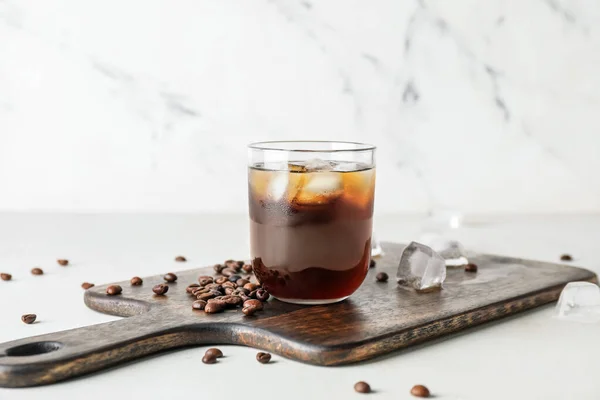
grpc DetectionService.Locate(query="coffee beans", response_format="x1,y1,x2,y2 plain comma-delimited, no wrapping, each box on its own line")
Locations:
242,305,258,316
1,273,12,281
243,299,263,310
192,300,207,310
198,277,214,286
131,276,143,286
256,352,271,364
82,282,95,290
222,281,237,289
370,259,376,268
242,264,253,273
21,314,37,324
205,348,223,359
164,272,178,283
57,259,69,266
198,291,219,301
213,264,224,273
354,381,371,393
202,354,218,364
221,268,237,277
106,285,122,296
153,284,169,295
236,278,249,287
560,254,573,261
410,385,430,398
228,274,242,283
215,276,228,284
376,272,388,282
186,283,200,294
244,282,259,292
31,268,44,275
464,263,478,273
256,289,270,302
175,255,187,262
205,300,226,313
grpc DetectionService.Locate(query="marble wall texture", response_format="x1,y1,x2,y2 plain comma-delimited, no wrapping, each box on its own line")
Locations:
1,0,599,214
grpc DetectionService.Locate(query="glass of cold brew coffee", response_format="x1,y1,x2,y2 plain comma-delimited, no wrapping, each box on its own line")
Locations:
248,141,376,305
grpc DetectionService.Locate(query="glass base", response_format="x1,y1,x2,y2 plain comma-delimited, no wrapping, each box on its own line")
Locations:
273,295,349,305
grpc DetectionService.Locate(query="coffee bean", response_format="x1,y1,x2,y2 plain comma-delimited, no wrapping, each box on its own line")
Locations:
369,259,376,268
21,314,37,324
221,295,243,307
236,278,249,287
215,276,228,284
106,285,123,296
175,255,187,262
199,278,213,286
464,263,478,273
192,300,207,310
202,354,217,364
244,283,259,292
1,273,12,281
205,283,222,291
224,259,237,268
130,276,143,286
243,299,263,311
242,305,258,316
560,254,573,261
205,348,223,358
31,268,44,276
186,283,201,294
256,352,271,364
224,287,235,295
205,300,226,313
233,287,250,296
194,288,210,296
222,281,237,289
242,264,253,273
256,289,270,302
198,291,218,301
410,385,430,398
164,273,178,283
213,264,224,273
376,272,388,282
57,259,69,266
228,274,242,283
354,381,371,394
221,268,237,277
249,289,259,299
240,294,250,302
236,260,245,268
81,282,95,290
153,284,169,295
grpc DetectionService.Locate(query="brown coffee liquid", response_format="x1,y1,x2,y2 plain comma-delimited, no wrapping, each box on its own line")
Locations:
248,161,375,302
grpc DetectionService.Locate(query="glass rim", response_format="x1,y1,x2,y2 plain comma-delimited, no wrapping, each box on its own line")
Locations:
248,140,376,153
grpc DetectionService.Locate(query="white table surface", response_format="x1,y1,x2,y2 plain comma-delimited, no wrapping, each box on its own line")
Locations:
0,213,599,400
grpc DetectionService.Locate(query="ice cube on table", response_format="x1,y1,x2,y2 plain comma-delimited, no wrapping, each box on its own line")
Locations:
554,282,600,323
418,233,469,267
397,242,446,292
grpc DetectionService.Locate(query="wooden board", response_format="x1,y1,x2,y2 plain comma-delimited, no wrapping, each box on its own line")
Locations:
0,242,595,387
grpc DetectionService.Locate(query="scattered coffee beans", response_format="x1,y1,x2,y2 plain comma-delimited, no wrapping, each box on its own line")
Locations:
244,282,259,292
221,268,237,277
244,299,263,311
354,381,371,394
164,272,178,283
213,264,224,273
369,259,376,268
82,282,95,290
57,259,69,266
376,272,388,282
198,277,214,286
215,276,228,284
236,260,245,268
202,354,218,364
256,352,271,364
560,254,573,261
236,278,249,287
175,256,187,262
464,263,478,273
256,289,270,302
130,276,143,286
186,283,201,293
242,264,253,273
242,305,257,316
1,273,12,281
153,284,169,295
21,314,37,324
205,348,223,359
410,385,430,398
192,300,207,310
31,267,44,275
106,285,122,295
205,300,226,313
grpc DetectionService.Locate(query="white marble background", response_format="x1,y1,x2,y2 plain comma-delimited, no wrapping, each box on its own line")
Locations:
1,0,599,214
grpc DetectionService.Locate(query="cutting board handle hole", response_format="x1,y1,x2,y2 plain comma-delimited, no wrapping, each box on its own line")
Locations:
5,341,63,357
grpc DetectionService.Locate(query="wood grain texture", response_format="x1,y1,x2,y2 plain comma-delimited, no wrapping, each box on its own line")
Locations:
0,242,595,387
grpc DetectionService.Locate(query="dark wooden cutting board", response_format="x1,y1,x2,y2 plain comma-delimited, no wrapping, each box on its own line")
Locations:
0,242,595,388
